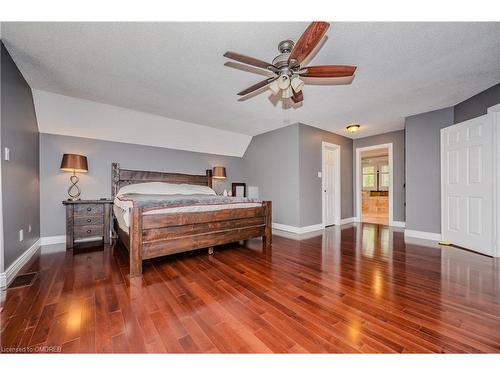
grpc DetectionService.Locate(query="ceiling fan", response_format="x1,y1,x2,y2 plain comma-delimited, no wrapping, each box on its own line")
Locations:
223,22,356,104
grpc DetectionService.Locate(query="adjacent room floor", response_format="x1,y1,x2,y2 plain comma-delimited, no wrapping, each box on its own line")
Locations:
1,224,499,353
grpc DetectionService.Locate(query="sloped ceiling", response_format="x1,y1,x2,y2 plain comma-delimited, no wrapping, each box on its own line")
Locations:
2,22,500,146
32,90,251,157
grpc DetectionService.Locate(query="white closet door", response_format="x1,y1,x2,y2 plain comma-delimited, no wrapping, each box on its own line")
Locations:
441,114,494,255
323,148,336,226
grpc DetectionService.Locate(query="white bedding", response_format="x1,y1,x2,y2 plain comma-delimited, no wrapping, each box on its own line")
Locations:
113,182,261,230
116,181,217,196
114,204,130,233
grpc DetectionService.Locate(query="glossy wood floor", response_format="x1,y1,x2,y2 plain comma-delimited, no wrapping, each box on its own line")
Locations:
361,215,388,225
1,223,499,353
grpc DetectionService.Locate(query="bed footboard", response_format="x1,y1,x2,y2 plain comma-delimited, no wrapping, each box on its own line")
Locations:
127,201,272,277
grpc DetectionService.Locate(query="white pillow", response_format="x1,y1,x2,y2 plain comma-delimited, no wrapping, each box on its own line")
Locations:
117,182,216,196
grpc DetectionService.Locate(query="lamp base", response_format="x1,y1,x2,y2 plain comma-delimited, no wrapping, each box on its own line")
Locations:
68,174,81,200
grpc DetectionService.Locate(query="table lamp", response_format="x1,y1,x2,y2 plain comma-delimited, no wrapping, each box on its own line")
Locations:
60,153,88,200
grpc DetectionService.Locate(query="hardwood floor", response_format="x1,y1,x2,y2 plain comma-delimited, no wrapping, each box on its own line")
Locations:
361,215,388,225
1,223,499,353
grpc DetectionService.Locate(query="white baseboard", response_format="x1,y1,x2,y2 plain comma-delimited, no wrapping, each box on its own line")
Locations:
390,221,406,228
404,229,441,242
272,222,325,234
340,217,356,225
41,235,66,245
0,239,41,290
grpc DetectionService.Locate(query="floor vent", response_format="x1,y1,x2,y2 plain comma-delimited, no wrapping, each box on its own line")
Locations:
9,272,37,289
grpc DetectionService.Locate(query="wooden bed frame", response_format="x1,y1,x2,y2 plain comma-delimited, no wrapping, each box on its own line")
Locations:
111,163,272,277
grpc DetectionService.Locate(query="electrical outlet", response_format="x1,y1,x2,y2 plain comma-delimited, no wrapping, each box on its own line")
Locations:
28,224,32,233
4,147,10,161
19,229,24,242
317,171,322,178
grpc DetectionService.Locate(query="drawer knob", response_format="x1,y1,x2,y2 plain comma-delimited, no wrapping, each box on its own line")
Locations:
87,230,92,234
87,219,92,223
87,207,92,211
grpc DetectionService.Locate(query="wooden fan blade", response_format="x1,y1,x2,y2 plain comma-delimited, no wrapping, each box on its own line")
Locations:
289,22,330,65
291,89,303,104
237,77,277,96
300,65,357,78
224,51,277,72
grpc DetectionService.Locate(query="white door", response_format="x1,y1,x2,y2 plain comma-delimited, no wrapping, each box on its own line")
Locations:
323,147,336,226
441,114,494,255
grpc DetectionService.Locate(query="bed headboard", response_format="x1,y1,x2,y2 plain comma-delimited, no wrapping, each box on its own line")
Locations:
111,162,213,197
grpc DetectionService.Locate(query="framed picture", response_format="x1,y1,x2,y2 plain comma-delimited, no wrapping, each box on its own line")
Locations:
232,183,246,197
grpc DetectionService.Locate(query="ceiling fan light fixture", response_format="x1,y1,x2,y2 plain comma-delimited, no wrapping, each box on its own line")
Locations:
291,76,304,92
277,75,291,90
282,87,293,99
268,79,280,95
346,124,361,133
224,22,357,106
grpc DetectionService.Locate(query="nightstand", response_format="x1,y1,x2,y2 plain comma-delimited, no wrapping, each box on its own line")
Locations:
62,199,113,249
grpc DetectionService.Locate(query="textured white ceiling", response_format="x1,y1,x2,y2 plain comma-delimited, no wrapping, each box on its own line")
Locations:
2,22,500,139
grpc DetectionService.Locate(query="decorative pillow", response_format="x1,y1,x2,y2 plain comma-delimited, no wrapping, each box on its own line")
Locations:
117,182,216,196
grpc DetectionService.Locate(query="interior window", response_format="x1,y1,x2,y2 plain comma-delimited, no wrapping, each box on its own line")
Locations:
379,164,389,189
362,165,376,189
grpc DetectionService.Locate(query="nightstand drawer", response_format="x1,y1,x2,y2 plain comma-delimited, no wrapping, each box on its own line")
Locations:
74,216,104,226
74,204,104,217
74,225,104,239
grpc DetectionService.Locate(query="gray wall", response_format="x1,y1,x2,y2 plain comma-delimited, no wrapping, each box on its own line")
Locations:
353,130,405,222
242,124,300,227
40,133,245,237
404,107,454,234
1,42,40,269
243,123,354,228
298,123,353,226
404,83,500,235
454,83,500,124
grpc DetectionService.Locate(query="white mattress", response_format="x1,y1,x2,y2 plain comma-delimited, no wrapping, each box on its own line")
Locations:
114,204,130,233
113,196,261,232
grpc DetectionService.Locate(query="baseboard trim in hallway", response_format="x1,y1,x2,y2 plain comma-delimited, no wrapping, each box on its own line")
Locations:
340,217,356,225
404,229,441,242
390,221,406,228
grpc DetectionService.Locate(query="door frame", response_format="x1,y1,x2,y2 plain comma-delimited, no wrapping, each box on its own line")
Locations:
490,103,500,257
322,142,341,226
355,143,394,225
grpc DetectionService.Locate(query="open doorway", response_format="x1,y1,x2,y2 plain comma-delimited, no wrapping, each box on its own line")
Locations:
355,144,393,226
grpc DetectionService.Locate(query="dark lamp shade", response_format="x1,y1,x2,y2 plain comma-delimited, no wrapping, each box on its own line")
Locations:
60,154,88,173
212,166,226,179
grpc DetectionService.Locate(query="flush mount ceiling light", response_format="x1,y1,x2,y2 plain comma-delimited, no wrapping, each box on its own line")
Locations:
223,22,357,105
346,124,361,133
